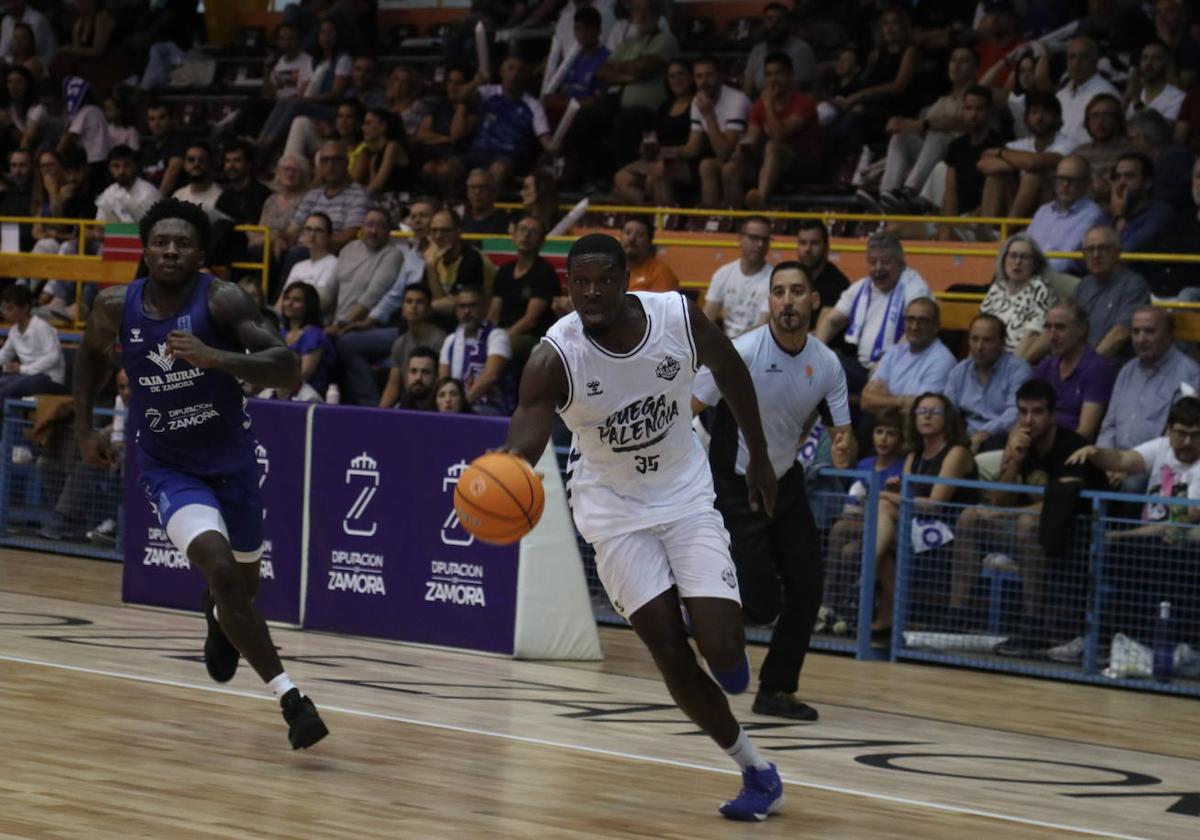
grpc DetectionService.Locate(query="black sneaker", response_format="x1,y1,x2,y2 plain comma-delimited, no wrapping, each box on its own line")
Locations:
752,689,819,721
202,590,240,683
996,632,1045,658
280,688,329,750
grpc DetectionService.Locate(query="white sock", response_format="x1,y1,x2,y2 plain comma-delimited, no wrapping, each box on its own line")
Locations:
725,727,771,771
267,672,298,700
211,604,218,622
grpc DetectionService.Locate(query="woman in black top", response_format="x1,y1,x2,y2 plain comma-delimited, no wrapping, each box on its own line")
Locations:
612,58,695,205
354,108,411,225
824,6,921,166
871,392,978,639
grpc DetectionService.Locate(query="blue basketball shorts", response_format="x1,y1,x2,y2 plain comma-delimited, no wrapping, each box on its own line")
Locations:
140,460,264,561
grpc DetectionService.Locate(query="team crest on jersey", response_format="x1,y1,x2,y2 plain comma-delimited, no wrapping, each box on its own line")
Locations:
721,566,738,588
655,355,680,381
586,379,603,396
129,328,144,344
147,342,175,373
176,315,193,333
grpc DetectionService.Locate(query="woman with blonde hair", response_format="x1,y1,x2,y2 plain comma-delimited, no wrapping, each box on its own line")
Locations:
979,232,1057,362
251,154,311,262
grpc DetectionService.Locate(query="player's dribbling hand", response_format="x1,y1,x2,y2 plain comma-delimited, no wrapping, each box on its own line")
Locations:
78,428,115,468
745,454,777,518
166,331,222,368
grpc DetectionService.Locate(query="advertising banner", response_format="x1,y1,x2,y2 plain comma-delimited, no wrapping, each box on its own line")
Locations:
302,406,519,653
121,400,310,624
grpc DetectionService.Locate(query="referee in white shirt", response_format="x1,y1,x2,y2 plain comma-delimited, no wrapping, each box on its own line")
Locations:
694,261,856,720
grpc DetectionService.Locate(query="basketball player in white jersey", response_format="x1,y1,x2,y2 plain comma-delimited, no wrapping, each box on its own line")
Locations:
503,234,785,821
694,261,856,721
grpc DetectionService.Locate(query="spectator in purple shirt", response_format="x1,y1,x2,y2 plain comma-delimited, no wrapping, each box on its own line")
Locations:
1031,299,1116,442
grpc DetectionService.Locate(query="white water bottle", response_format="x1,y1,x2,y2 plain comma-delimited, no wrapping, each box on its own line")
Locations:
325,384,340,405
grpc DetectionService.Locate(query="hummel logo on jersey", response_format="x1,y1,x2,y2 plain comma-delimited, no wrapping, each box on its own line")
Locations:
147,342,176,373
656,355,680,381
129,328,144,344
587,379,603,396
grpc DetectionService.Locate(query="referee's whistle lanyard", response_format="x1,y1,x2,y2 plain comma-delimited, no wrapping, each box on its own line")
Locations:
849,279,905,363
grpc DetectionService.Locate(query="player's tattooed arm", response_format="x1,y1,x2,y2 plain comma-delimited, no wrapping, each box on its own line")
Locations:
502,342,567,466
74,286,126,467
167,279,300,391
687,298,777,515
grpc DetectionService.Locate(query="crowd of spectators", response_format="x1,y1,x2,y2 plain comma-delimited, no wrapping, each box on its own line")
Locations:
0,1,1199,657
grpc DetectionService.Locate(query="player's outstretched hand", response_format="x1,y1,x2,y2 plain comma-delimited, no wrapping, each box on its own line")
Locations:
744,454,777,518
166,330,222,368
78,428,115,468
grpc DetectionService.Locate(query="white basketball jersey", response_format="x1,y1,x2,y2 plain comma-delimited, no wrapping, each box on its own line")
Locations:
543,291,716,543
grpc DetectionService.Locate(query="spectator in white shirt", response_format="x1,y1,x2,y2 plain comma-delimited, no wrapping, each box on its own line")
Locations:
1126,40,1186,124
438,284,512,415
58,79,113,178
979,90,1075,219
1037,35,1119,148
680,56,751,208
702,216,773,339
171,141,223,212
278,212,338,316
816,230,931,394
0,284,65,401
94,145,160,224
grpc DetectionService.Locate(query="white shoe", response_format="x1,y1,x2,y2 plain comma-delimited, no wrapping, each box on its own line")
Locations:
982,552,1018,571
849,146,872,187
11,445,33,464
1047,635,1085,663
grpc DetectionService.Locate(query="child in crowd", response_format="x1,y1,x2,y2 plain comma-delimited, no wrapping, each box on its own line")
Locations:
818,409,905,634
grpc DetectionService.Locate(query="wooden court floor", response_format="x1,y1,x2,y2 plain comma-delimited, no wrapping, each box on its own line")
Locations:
1,550,1198,840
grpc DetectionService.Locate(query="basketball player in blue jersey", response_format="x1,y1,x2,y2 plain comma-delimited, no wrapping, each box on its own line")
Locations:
73,198,329,750
503,233,785,821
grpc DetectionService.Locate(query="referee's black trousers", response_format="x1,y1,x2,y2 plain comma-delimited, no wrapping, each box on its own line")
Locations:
712,462,822,695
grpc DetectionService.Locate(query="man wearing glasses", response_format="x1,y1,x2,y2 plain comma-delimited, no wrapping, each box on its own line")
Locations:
861,298,956,420
1025,155,1105,273
425,208,496,318
279,141,369,277
1071,224,1150,359
277,212,338,316
703,216,773,340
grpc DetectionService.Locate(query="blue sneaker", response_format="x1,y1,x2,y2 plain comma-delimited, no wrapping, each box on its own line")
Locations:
709,651,750,695
719,763,784,821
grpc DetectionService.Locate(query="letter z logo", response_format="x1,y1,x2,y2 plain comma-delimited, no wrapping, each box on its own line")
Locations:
343,453,381,537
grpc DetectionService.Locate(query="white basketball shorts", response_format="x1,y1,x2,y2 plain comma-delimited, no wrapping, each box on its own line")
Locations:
592,507,741,619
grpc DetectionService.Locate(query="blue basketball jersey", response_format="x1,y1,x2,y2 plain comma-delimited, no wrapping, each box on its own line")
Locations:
120,273,256,476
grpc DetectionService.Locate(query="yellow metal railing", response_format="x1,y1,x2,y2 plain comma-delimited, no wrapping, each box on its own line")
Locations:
491,202,1200,266
0,217,270,330
495,201,1037,242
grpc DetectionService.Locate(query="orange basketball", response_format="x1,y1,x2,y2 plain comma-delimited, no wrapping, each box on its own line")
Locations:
453,452,546,545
